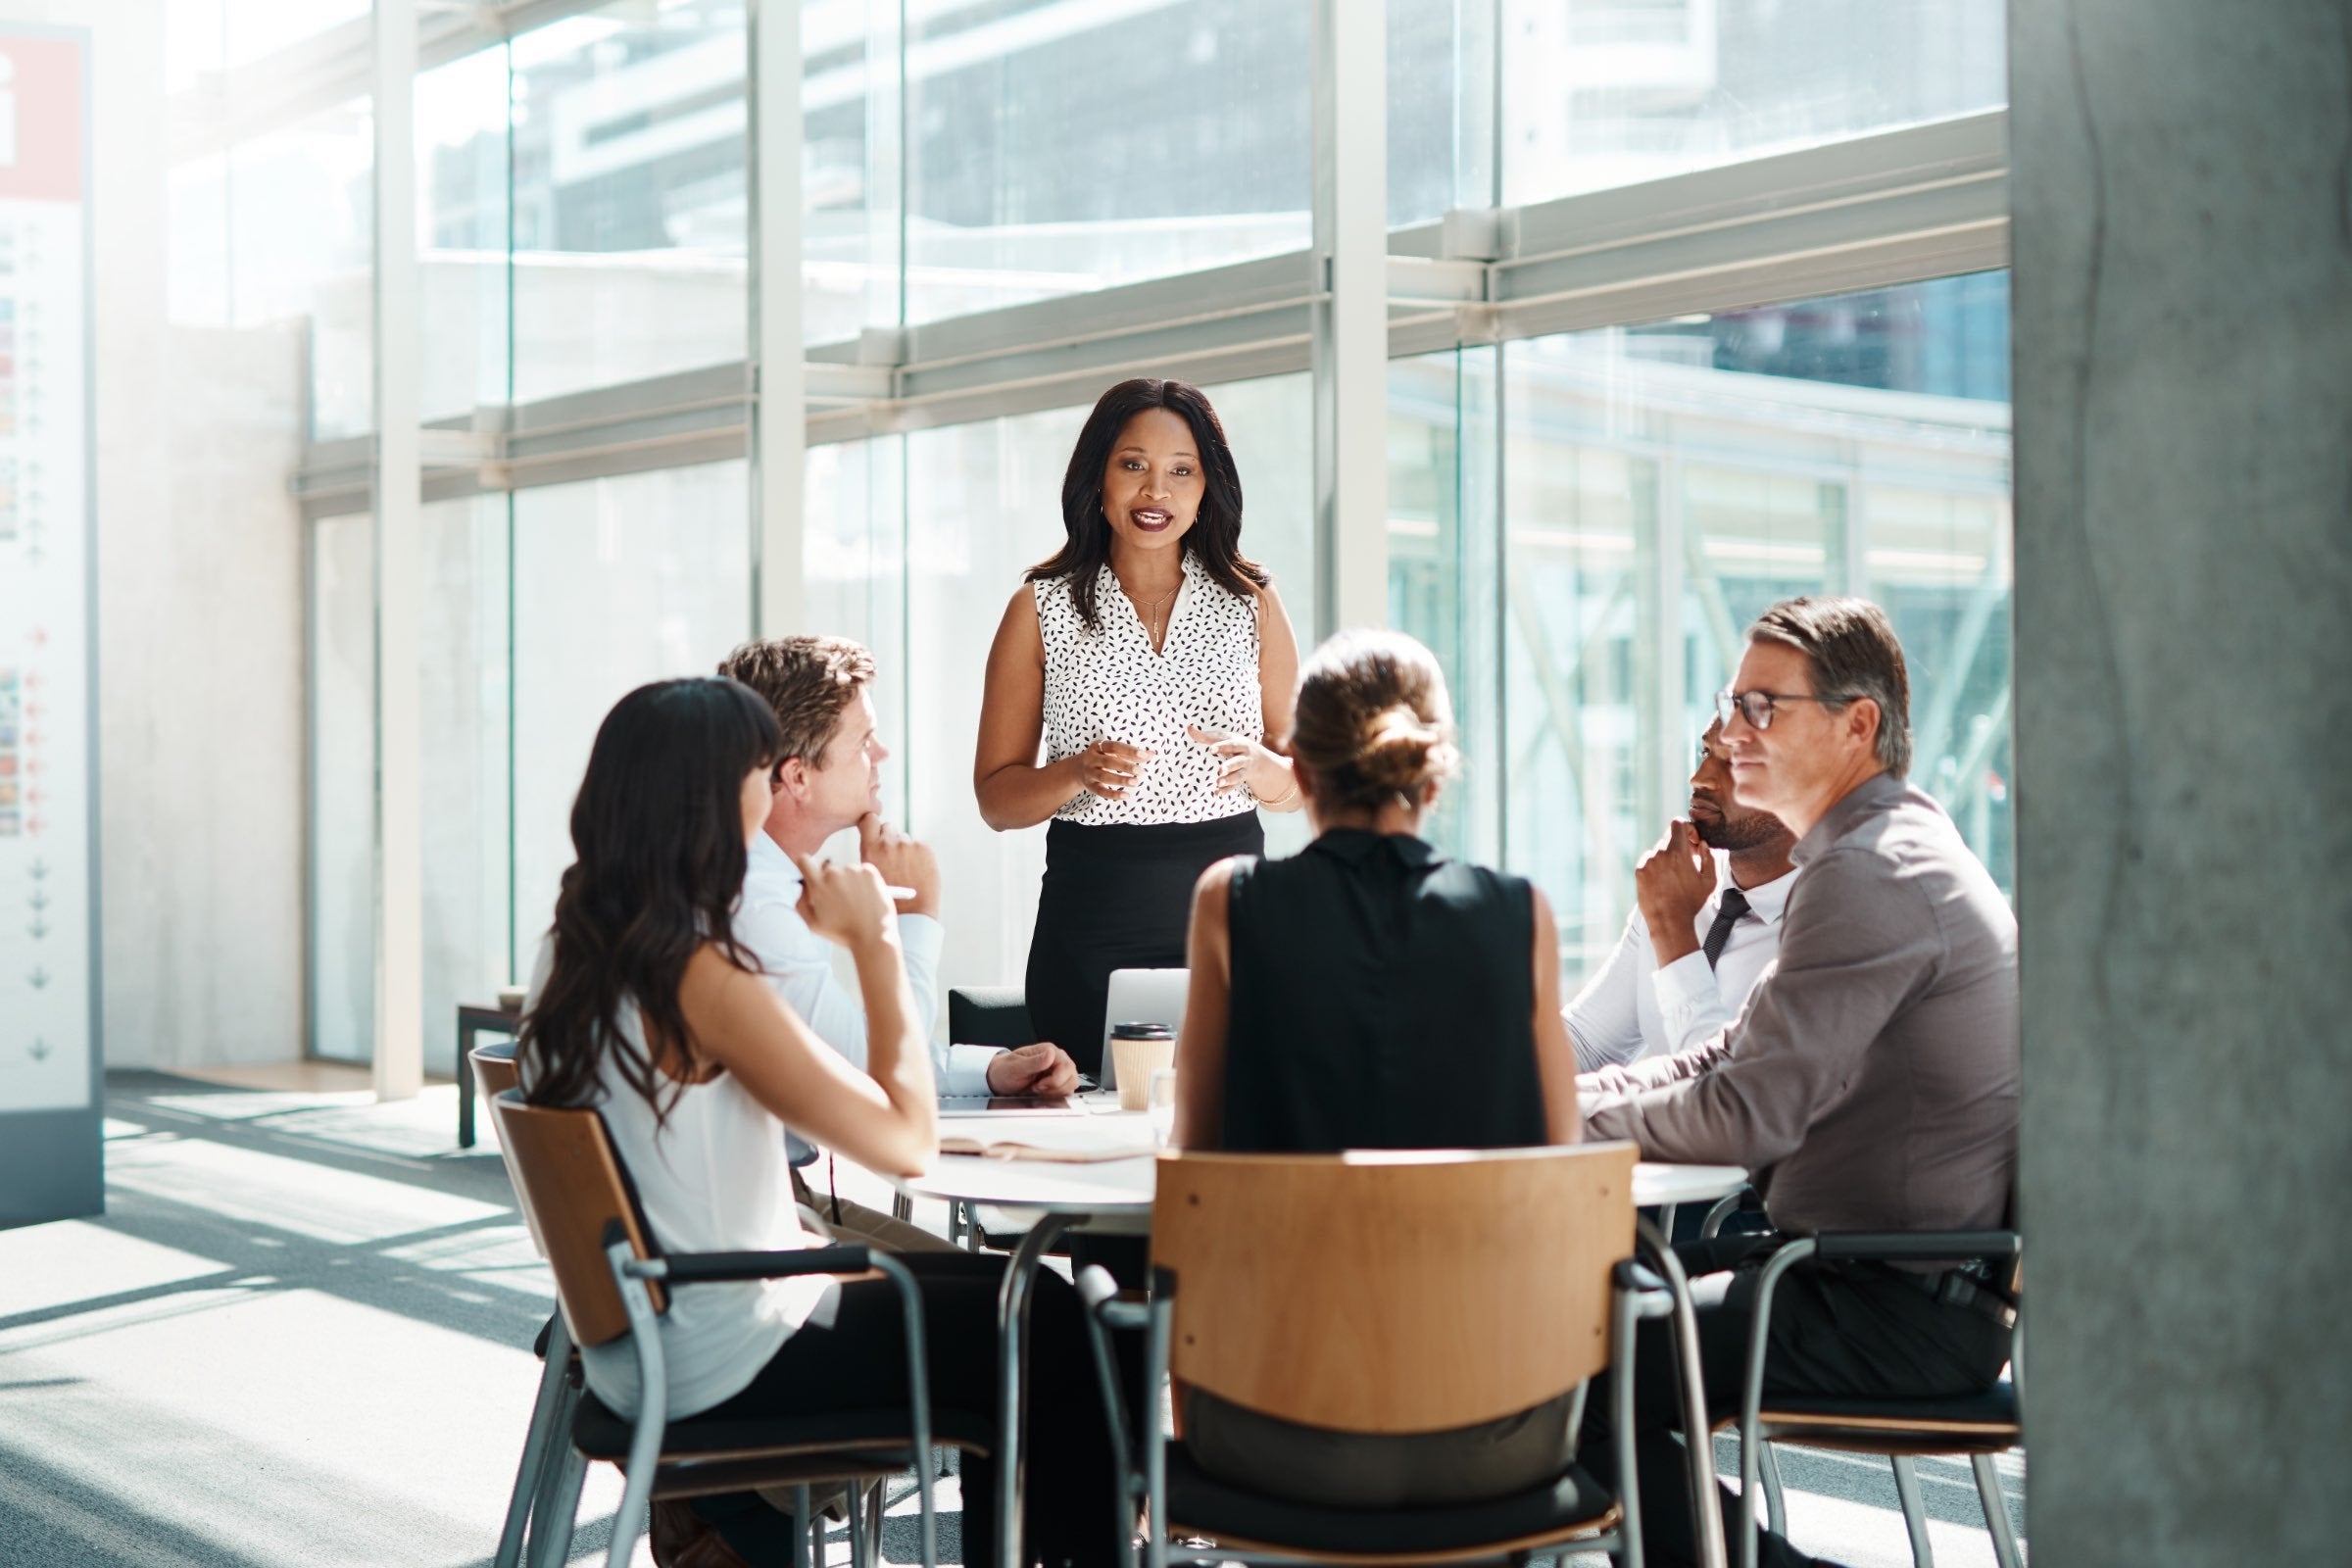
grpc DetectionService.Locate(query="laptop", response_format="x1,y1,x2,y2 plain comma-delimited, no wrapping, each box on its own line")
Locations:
1100,967,1189,1092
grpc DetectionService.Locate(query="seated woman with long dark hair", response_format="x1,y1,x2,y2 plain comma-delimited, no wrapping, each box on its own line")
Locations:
518,676,1116,1568
1168,629,1584,1508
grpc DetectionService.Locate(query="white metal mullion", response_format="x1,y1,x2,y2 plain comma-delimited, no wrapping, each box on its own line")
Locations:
751,0,806,639
371,0,424,1101
1311,0,1390,640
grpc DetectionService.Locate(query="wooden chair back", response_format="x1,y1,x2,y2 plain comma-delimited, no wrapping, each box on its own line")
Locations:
489,1090,664,1348
1152,1142,1639,1435
470,1041,522,1101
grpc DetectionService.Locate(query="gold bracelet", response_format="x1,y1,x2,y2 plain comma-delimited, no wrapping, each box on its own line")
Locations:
1258,767,1299,807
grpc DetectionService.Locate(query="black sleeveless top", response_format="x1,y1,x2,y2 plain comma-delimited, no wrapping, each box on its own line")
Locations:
1219,830,1545,1154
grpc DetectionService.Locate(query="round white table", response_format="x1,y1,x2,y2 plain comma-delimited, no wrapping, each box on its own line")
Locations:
888,1112,1746,1568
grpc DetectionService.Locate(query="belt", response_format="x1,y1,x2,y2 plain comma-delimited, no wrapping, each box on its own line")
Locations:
1875,1260,2018,1331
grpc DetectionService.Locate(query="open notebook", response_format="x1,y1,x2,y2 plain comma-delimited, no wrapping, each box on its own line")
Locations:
938,1117,1157,1163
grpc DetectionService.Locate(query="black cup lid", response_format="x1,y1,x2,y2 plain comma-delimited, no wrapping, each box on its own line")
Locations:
1109,1021,1174,1039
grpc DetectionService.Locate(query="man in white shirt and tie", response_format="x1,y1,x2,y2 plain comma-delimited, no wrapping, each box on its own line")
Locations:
1565,718,1797,1070
719,636,1079,1250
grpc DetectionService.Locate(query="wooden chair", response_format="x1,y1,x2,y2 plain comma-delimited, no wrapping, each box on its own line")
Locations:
1077,1143,1669,1568
470,1040,521,1102
1731,1228,2025,1568
487,1089,980,1568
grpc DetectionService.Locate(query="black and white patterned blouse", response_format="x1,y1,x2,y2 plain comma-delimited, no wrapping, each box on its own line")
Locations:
1035,551,1263,826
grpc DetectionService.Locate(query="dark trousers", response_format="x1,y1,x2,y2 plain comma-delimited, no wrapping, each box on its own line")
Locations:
695,1252,1124,1568
1026,815,1262,1077
1578,1242,2011,1568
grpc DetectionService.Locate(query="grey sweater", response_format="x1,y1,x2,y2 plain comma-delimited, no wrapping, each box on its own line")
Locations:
1581,771,2020,1238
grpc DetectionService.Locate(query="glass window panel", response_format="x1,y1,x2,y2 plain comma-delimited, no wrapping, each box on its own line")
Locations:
220,1,370,74
1388,0,1494,225
1502,421,1651,977
210,97,374,436
166,1,371,95
508,2,749,403
309,515,374,1062
169,151,233,328
802,0,899,345
511,463,752,954
1388,348,1505,862
1501,0,2007,206
419,47,515,419
903,1,1310,322
421,498,514,1072
167,8,373,428
1867,485,2014,892
805,434,911,844
1503,271,2013,989
900,373,1315,1004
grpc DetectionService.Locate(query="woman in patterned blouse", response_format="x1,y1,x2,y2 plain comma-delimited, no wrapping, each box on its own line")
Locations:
974,377,1306,1078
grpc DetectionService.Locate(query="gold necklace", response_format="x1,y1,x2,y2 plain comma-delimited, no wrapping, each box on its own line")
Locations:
1127,579,1180,645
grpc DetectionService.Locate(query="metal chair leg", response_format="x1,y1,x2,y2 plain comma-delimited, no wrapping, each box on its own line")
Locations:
495,1322,572,1568
867,1476,891,1568
792,1485,814,1568
1889,1454,1935,1568
1972,1453,2025,1568
523,1445,585,1568
1759,1440,1787,1539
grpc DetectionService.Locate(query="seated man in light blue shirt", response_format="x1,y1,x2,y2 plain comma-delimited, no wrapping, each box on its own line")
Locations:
719,636,1078,1249
1565,718,1796,1070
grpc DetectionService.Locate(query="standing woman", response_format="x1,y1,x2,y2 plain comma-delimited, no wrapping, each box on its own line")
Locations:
976,378,1304,1076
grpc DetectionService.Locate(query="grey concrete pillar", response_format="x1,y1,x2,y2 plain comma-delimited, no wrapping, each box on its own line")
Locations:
2009,2,2352,1560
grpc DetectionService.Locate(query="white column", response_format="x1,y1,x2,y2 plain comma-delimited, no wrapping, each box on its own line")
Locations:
1310,0,1388,640
370,0,422,1100
750,0,805,638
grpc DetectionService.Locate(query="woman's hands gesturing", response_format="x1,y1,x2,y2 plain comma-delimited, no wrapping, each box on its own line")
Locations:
1075,738,1153,802
1189,725,1298,807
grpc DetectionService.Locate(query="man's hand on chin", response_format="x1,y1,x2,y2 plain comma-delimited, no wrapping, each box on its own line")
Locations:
1635,818,1714,965
986,1043,1081,1097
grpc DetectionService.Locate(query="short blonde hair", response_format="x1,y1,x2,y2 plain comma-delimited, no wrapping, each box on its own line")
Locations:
716,636,876,766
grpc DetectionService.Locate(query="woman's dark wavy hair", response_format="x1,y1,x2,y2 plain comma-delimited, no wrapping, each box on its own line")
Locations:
1026,377,1267,631
518,677,783,1126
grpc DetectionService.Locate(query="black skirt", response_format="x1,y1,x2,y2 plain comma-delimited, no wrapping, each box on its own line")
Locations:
1023,813,1265,1076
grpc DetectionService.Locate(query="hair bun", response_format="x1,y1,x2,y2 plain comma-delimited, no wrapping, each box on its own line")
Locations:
1355,704,1447,791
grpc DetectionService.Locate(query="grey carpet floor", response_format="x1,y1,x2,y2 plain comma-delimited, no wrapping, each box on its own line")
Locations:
0,1072,2022,1566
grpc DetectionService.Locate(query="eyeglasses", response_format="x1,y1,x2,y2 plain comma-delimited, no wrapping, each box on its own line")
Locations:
1716,688,1843,731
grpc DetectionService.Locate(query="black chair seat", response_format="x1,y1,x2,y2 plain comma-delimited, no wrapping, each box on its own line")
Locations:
573,1391,993,1463
1758,1381,2017,1430
1163,1442,1618,1559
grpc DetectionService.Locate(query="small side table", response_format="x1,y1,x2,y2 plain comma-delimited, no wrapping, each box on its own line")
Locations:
456,1001,522,1149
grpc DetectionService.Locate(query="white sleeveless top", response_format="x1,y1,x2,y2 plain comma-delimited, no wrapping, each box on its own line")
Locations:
523,943,838,1421
1035,551,1264,826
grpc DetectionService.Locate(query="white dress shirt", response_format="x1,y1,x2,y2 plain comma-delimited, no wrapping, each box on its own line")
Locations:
734,834,1000,1163
1563,854,1795,1072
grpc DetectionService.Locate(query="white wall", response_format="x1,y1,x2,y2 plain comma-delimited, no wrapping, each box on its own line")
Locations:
5,0,309,1069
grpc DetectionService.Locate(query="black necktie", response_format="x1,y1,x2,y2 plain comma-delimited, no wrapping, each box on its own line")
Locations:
1702,887,1751,970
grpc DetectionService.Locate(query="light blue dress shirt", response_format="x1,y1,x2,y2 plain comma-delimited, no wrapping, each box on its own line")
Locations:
734,833,1001,1161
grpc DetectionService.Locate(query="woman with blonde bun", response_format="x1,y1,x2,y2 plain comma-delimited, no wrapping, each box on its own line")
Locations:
1166,628,1584,1507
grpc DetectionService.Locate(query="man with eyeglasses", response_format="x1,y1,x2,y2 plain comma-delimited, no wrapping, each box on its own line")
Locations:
1575,597,2020,1568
